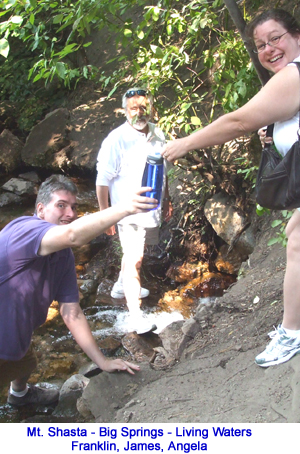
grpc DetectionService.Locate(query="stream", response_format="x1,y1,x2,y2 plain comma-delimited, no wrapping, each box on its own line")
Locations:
0,177,220,422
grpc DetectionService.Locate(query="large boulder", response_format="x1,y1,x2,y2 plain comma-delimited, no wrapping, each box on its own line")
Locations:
20,100,125,174
204,192,255,260
21,108,70,170
67,98,123,172
79,364,162,422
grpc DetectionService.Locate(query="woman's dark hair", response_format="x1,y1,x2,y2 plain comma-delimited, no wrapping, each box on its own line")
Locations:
246,9,300,41
35,174,78,211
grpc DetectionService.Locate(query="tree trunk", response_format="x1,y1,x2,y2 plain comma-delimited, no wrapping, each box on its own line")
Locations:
223,0,270,85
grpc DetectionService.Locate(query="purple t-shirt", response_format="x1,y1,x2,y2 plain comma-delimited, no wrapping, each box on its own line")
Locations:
0,215,79,360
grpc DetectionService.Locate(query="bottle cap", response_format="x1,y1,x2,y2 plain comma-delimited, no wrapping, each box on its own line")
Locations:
147,154,163,165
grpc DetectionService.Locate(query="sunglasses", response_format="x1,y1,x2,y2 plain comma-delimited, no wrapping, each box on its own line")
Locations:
125,89,147,98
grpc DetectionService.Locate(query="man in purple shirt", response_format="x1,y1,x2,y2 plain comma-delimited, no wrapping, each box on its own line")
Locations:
0,175,157,407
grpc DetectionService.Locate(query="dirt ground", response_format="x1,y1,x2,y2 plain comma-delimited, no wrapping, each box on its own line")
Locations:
82,211,300,424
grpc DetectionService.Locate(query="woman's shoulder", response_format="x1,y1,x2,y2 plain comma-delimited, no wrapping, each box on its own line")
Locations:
287,57,300,73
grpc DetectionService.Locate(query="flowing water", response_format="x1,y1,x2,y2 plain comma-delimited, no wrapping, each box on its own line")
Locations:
0,177,218,422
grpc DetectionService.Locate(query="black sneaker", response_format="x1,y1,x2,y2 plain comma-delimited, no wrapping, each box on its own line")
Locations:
7,384,59,407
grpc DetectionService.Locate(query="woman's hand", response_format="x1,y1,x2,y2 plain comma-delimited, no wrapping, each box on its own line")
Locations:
258,127,273,147
102,358,140,375
105,225,116,236
162,138,190,163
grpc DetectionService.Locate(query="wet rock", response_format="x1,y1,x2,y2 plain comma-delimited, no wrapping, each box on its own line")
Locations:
215,244,244,275
0,129,23,173
158,290,195,318
97,279,115,296
41,357,75,380
21,415,78,423
52,374,90,418
122,331,162,362
98,336,122,356
78,279,99,307
78,279,99,296
180,272,236,299
166,261,210,283
142,249,171,278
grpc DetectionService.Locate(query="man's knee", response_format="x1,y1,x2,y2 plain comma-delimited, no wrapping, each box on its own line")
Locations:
0,345,37,387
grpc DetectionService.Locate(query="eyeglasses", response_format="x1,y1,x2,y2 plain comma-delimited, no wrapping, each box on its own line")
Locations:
125,89,147,98
253,31,289,54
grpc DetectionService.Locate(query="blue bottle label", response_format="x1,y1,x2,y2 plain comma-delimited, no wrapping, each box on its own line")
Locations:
142,155,164,209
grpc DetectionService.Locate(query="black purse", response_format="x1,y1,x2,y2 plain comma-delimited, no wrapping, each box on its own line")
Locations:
255,61,300,210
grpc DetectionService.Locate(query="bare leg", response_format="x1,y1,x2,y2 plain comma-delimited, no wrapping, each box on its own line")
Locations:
282,209,300,329
11,376,30,393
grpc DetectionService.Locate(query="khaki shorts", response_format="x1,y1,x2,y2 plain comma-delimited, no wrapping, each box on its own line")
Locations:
0,344,37,388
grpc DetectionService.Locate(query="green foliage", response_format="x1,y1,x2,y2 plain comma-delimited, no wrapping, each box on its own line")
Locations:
267,211,293,248
235,156,258,188
0,0,267,188
256,204,270,217
0,0,262,117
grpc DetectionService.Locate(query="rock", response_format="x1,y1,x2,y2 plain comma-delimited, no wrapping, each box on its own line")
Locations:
166,261,209,283
215,244,244,275
122,331,162,361
158,320,189,360
52,374,90,418
79,363,102,378
21,108,70,169
0,191,22,208
76,396,94,420
18,171,40,183
67,98,123,172
79,364,162,422
96,279,114,297
0,102,19,134
181,318,201,338
98,336,122,356
73,241,105,266
0,129,23,173
79,279,98,295
204,192,255,258
2,177,37,196
179,272,236,299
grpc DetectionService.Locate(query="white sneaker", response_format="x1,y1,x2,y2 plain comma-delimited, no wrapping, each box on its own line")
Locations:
110,283,149,299
255,324,300,367
128,315,157,334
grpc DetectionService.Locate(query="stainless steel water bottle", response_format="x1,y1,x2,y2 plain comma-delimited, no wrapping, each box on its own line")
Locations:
142,153,164,208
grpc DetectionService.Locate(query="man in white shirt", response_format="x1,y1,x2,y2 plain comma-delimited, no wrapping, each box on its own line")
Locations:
96,88,172,333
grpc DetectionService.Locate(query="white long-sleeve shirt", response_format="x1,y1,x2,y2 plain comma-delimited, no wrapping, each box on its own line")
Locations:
96,121,168,227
